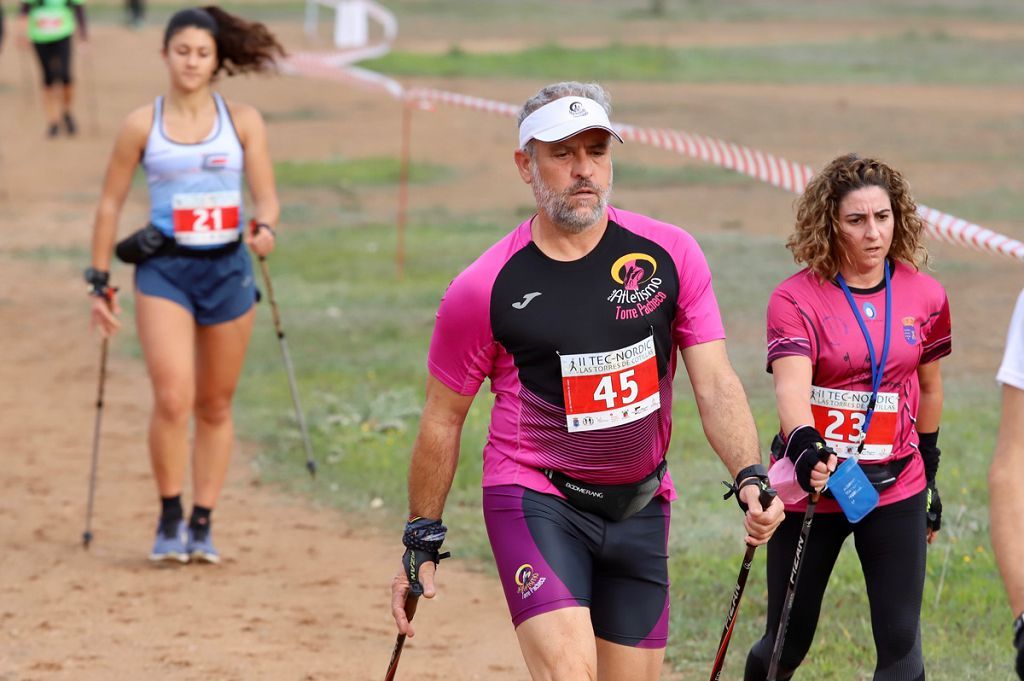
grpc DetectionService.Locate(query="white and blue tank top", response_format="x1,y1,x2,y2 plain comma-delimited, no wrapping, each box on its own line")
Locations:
142,93,245,249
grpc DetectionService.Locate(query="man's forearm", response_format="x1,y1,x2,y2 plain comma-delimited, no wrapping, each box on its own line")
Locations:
407,417,462,519
695,369,761,478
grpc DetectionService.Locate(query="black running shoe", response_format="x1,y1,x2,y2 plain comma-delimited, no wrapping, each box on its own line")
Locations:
47,123,60,138
63,113,77,136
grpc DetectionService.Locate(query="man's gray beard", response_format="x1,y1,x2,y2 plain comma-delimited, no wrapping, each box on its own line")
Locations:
530,163,612,234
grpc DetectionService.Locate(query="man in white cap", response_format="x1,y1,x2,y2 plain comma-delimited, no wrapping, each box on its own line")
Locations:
390,81,783,680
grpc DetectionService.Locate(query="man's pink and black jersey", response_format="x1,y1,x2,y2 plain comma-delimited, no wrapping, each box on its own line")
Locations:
766,261,952,512
428,206,726,501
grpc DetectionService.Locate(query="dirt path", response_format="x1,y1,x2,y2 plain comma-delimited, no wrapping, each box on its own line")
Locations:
0,24,529,681
1,12,1021,681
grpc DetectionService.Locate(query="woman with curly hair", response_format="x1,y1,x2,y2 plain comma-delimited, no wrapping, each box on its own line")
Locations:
744,154,951,681
85,7,284,564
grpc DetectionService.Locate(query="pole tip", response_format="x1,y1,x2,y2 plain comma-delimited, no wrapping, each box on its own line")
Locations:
306,460,317,478
82,531,93,549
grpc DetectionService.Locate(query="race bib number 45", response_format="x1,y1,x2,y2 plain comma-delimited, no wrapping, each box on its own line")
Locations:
810,385,898,461
172,191,241,246
560,336,660,433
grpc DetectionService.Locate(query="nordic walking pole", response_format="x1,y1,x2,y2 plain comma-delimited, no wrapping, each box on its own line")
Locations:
384,584,421,681
249,220,316,478
766,490,821,681
82,288,116,549
709,485,778,681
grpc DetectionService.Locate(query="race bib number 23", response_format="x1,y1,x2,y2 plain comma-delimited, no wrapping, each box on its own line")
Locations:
560,336,660,433
810,385,899,461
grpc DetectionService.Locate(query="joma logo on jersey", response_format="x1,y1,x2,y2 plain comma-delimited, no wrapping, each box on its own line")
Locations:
515,563,547,599
202,153,230,170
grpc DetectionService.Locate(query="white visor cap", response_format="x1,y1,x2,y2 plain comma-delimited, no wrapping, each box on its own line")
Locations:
518,97,624,150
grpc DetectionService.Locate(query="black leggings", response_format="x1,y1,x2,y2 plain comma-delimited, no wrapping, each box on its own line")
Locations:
745,490,927,681
33,37,73,87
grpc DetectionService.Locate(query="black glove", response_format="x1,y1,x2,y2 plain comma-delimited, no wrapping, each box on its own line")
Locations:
401,517,450,595
1014,614,1024,680
926,481,942,532
782,425,832,493
721,464,770,512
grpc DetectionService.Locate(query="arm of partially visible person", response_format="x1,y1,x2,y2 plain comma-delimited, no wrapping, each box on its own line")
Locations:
390,375,475,636
771,354,836,493
992,386,1024,650
916,359,943,544
73,0,86,40
681,339,784,546
16,2,27,49
235,103,279,257
88,106,149,336
991,385,1024,679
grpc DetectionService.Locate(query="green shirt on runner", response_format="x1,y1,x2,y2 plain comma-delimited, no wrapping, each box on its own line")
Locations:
25,0,83,44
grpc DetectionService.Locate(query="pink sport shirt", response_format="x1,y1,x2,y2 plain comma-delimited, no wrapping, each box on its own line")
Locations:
766,261,952,513
427,206,726,500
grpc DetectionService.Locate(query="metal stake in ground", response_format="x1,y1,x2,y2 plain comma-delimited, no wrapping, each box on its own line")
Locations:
250,221,317,477
709,486,778,681
82,289,116,549
766,491,821,681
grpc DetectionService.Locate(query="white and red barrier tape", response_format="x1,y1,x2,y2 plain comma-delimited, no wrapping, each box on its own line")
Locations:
286,56,1024,263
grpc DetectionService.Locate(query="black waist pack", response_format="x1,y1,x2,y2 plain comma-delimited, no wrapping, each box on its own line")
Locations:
116,224,243,264
770,434,911,497
543,459,668,522
115,223,168,264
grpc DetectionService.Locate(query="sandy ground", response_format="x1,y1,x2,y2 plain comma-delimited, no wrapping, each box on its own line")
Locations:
0,11,1022,681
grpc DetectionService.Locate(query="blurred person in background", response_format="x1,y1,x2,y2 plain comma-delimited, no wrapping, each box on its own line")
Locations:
85,6,283,565
125,0,143,28
989,287,1024,680
745,153,951,681
17,0,87,137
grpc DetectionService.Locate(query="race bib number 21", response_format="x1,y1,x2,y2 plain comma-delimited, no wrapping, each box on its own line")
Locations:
172,191,241,246
560,336,660,433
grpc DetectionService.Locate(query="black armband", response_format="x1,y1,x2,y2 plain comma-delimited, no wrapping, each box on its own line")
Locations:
918,429,940,483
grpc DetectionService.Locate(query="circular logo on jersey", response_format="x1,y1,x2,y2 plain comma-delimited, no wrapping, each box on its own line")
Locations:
514,563,547,599
568,101,586,117
610,253,657,291
862,302,877,320
514,564,535,587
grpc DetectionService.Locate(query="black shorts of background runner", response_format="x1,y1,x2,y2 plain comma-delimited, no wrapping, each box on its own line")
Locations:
34,37,73,86
744,490,927,681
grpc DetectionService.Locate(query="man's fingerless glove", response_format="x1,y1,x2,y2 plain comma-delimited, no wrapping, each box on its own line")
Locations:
722,464,769,512
401,517,450,594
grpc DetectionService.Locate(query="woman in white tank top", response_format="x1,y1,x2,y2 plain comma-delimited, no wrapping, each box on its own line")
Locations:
85,6,284,564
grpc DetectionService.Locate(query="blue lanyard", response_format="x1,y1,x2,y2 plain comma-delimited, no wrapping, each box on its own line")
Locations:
836,261,891,454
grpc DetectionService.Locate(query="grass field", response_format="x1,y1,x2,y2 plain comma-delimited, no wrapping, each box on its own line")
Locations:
365,36,1024,85
223,208,1008,678
31,1,1016,677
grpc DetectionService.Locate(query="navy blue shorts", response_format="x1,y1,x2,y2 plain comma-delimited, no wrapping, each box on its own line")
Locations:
483,485,671,648
135,247,256,326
